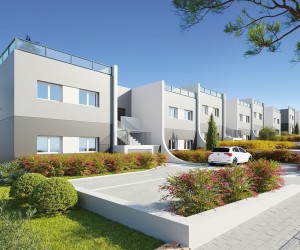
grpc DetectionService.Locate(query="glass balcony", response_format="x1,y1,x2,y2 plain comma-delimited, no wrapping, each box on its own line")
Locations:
0,38,112,75
164,84,196,98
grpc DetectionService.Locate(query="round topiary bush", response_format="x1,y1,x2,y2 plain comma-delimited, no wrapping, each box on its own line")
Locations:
29,178,78,214
9,173,46,201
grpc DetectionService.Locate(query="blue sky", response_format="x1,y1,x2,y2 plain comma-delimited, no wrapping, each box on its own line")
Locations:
1,0,299,109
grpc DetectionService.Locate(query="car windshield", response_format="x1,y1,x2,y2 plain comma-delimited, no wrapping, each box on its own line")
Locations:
212,148,230,152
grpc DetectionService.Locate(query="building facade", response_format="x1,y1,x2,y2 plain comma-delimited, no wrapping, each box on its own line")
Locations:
280,107,296,134
264,107,281,134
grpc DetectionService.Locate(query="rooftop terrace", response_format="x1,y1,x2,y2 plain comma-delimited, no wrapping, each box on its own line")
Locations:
0,38,112,75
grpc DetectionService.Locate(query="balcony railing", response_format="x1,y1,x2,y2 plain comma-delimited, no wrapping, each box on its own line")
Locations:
164,84,196,98
0,38,112,75
238,100,251,108
253,100,263,107
200,87,222,98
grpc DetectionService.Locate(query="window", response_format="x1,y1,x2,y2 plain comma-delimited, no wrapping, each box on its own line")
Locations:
203,105,208,115
246,116,250,123
274,118,276,123
214,108,220,117
37,82,62,101
239,114,243,122
184,140,193,149
79,90,98,107
233,147,239,152
238,147,246,153
277,119,280,124
259,113,262,120
37,136,61,153
254,112,257,119
169,140,176,150
169,107,178,118
184,110,193,120
79,137,98,152
292,116,294,121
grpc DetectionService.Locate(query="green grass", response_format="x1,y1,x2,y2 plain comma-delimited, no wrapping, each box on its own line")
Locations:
0,186,163,250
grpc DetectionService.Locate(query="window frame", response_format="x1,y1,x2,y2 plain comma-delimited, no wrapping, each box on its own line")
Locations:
184,110,193,121
169,139,176,150
246,116,250,123
37,136,62,154
37,81,62,102
169,107,178,118
184,140,193,150
79,89,99,107
79,137,98,152
203,105,208,115
214,108,220,117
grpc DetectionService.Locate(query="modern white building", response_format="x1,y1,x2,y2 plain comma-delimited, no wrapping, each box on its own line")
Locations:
280,107,296,134
264,107,281,134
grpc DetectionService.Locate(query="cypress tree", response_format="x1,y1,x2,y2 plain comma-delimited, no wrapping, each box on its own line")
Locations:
206,113,218,150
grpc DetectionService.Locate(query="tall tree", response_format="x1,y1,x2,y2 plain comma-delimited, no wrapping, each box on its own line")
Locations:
206,113,218,150
295,122,299,134
172,0,300,61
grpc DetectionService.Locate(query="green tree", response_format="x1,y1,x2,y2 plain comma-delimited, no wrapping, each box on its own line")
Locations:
259,127,278,141
206,113,218,150
172,0,300,61
295,123,299,135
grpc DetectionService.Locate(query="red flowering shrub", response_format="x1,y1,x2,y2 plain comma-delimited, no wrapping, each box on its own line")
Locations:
246,159,285,193
161,160,285,217
17,152,168,177
160,169,224,216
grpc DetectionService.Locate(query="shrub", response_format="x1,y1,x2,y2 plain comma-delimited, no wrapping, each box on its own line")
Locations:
9,173,46,201
278,135,300,142
218,140,296,150
246,159,285,193
215,166,255,203
29,178,78,214
160,169,224,216
161,160,285,216
0,161,26,184
295,123,299,135
259,127,278,141
171,149,210,163
249,149,300,164
18,152,167,177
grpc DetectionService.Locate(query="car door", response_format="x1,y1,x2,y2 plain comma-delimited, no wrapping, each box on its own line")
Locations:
238,147,248,163
232,147,240,163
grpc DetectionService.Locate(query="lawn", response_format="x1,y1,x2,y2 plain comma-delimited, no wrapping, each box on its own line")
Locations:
0,185,163,250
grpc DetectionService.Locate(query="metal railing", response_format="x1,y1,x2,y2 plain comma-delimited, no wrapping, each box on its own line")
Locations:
0,38,112,75
200,87,222,98
164,84,196,98
253,100,263,107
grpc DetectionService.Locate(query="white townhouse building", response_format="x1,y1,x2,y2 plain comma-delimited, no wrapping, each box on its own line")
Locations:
264,107,281,135
280,107,296,134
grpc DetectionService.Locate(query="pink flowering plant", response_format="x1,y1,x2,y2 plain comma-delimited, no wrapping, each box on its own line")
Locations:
161,160,284,217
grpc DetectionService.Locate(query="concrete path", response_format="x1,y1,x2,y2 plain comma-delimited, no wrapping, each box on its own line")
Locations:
198,164,300,250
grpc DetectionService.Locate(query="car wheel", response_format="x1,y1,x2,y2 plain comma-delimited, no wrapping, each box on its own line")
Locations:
248,156,253,162
208,163,215,166
232,158,238,165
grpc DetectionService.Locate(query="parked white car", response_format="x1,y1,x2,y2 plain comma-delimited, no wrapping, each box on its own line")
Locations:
208,147,252,166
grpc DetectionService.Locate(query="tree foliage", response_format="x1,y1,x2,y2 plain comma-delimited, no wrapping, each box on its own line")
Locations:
206,113,219,150
259,127,278,141
172,0,300,61
295,122,299,134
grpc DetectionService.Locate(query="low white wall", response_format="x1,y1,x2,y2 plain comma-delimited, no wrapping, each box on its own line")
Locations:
113,145,158,154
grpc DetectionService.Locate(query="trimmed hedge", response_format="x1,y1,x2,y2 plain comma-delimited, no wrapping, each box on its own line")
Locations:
218,140,296,150
18,152,168,177
278,135,300,142
29,178,78,214
161,160,284,216
9,173,46,201
171,149,210,163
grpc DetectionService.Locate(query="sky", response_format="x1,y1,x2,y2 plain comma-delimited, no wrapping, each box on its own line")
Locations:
1,0,299,109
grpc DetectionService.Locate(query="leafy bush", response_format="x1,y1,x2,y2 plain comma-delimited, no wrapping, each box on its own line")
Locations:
9,173,46,201
160,169,224,216
249,149,300,164
29,178,78,214
247,159,285,193
161,160,285,216
18,152,168,177
215,166,255,203
278,135,300,142
0,161,26,184
171,149,210,163
259,127,278,141
218,140,296,150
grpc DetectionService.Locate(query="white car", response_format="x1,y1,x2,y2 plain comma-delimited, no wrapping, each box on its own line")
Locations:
208,147,252,166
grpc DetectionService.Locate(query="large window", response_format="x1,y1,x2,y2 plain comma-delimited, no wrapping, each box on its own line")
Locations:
37,82,62,101
184,140,193,150
79,90,98,107
37,136,61,153
169,140,176,150
184,110,193,121
79,137,98,152
203,105,208,115
169,107,178,118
